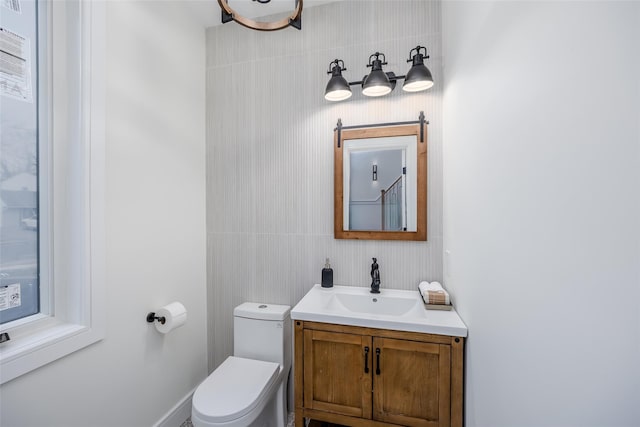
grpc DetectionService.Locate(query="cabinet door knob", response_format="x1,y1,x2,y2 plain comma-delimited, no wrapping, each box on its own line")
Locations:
364,346,370,373
375,348,381,375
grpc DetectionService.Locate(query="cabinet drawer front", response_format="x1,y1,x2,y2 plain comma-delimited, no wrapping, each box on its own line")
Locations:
304,330,372,418
373,337,451,427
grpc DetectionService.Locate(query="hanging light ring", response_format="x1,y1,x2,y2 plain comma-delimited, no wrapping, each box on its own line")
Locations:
218,0,303,31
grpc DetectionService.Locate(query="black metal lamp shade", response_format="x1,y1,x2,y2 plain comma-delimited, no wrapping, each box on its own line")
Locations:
362,56,392,97
403,46,434,92
325,60,352,101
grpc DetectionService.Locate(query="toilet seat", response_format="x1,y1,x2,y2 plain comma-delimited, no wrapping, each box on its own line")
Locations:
192,356,279,424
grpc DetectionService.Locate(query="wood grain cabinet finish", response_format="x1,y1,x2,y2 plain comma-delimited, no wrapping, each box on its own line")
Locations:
295,321,464,427
303,330,372,419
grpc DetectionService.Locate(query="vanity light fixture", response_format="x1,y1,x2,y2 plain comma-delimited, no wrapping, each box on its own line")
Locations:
324,46,434,102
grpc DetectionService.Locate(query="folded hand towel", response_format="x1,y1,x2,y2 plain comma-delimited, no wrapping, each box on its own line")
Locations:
418,281,450,305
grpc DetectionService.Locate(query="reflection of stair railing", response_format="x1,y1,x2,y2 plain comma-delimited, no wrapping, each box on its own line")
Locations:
380,175,404,231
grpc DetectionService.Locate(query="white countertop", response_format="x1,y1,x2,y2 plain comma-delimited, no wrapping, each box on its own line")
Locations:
291,284,468,337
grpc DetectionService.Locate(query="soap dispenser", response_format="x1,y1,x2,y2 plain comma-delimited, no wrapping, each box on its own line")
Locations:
321,258,333,288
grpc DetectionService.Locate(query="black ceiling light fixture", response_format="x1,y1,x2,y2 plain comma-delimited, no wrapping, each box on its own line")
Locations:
324,45,434,102
218,0,303,31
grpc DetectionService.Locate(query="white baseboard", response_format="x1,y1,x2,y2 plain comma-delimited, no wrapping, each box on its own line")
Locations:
153,387,196,427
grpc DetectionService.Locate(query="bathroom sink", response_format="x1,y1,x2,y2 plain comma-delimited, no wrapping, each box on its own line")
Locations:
329,292,417,316
291,284,467,337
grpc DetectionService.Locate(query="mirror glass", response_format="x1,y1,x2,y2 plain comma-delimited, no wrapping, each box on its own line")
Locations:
334,123,427,241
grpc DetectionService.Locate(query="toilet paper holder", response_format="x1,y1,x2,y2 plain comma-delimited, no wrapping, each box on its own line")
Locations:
146,312,166,325
146,302,187,333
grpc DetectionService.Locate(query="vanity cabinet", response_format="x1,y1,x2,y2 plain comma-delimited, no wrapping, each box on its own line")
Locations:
295,321,464,427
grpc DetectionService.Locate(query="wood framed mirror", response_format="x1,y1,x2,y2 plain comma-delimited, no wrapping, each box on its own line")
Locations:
334,114,427,241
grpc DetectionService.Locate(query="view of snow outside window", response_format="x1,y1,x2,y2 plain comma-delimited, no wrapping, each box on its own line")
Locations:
0,0,39,324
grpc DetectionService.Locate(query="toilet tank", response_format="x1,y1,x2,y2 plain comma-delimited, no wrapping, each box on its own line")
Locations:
233,303,291,370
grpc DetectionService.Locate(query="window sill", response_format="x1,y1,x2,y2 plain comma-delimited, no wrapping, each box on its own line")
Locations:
0,317,103,384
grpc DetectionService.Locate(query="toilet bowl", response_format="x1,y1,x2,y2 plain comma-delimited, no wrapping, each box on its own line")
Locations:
192,303,291,427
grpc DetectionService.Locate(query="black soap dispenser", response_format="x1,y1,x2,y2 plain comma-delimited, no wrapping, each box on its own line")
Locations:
321,258,333,288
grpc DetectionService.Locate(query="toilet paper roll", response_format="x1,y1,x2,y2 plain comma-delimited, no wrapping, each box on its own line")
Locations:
154,302,187,334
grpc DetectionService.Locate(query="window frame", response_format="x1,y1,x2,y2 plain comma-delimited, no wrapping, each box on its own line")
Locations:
0,0,105,385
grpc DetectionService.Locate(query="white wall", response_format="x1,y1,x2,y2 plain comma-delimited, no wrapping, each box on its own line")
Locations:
205,0,444,370
0,2,207,426
442,2,640,426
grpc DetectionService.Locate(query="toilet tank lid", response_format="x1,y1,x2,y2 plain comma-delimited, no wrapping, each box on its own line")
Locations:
234,302,291,321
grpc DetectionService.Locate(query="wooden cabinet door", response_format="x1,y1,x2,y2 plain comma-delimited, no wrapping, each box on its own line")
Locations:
372,337,451,427
303,329,372,419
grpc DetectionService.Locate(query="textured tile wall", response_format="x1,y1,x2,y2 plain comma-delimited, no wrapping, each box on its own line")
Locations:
206,0,443,370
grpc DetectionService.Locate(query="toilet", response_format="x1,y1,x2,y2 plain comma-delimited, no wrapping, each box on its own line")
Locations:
192,303,292,427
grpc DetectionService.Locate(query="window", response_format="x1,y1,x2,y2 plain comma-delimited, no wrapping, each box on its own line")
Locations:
0,0,105,384
0,0,41,326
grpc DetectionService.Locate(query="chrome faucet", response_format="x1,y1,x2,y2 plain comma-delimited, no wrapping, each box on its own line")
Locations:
370,258,381,294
